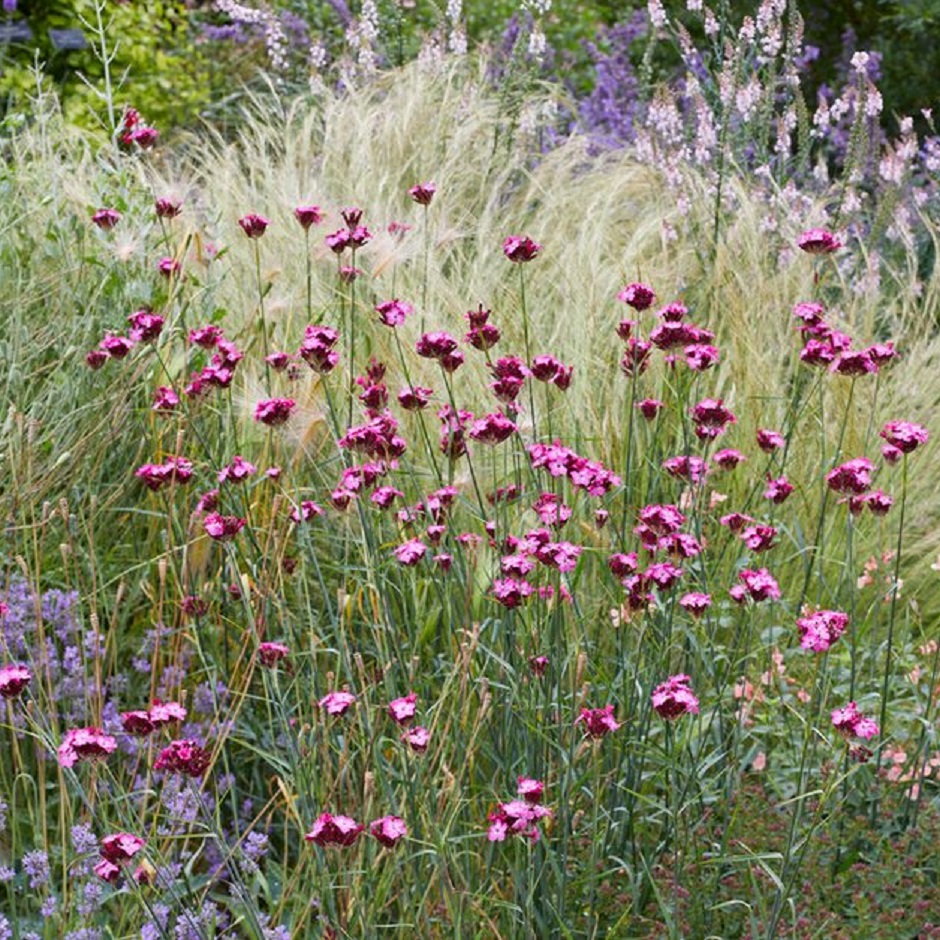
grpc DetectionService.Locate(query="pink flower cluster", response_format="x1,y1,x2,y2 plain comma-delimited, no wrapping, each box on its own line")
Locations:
651,674,699,720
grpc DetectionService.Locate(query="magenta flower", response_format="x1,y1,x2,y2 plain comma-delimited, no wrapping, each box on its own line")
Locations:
398,385,433,411
469,413,517,445
153,739,212,777
388,692,418,725
577,705,621,738
266,352,292,371
85,349,109,370
517,777,545,803
416,331,459,360
305,813,364,848
880,420,929,454
155,197,182,218
487,800,552,843
684,343,720,371
203,513,246,541
831,349,877,376
326,229,350,253
618,282,656,311
529,655,549,677
740,525,777,552
371,815,408,848
621,338,653,376
394,538,429,566
720,512,752,532
756,428,785,452
100,833,146,864
92,208,121,230
492,577,534,609
152,386,179,413
662,455,708,485
826,458,874,495
638,504,690,540
797,228,842,254
691,398,736,439
375,298,413,327
0,663,31,699
100,334,135,359
58,727,118,768
737,568,782,603
158,257,181,278
608,552,639,578
652,674,699,720
254,397,296,427
764,476,794,504
189,325,224,348
127,310,164,343
128,126,158,148
238,213,270,238
319,691,357,716
401,726,430,752
258,642,290,667
679,593,711,618
503,235,541,263
217,455,257,485
831,701,879,740
645,562,683,590
341,207,363,227
299,324,341,373
120,710,155,735
797,609,848,653
409,181,437,205
294,205,323,229
135,457,193,491
713,448,746,470
149,701,187,726
94,859,120,883
636,398,665,421
863,489,893,515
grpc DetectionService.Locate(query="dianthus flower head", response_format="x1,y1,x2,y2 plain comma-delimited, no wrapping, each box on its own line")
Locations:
617,282,656,311
218,455,257,485
92,208,121,230
756,428,785,452
203,513,246,541
679,592,711,617
764,475,794,504
416,331,459,360
388,692,418,725
831,701,879,740
637,398,665,420
238,213,270,239
880,420,929,454
154,739,211,777
305,813,363,847
409,181,436,205
797,228,842,254
375,298,413,327
254,398,296,427
319,691,357,716
100,833,146,864
797,609,848,653
258,642,290,667
402,725,430,752
58,727,118,768
127,310,164,343
469,412,517,445
155,197,182,219
738,568,781,602
826,458,874,495
713,448,746,470
294,205,323,229
0,663,31,699
517,777,545,803
503,235,541,263
651,674,699,720
576,704,620,737
370,815,408,848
